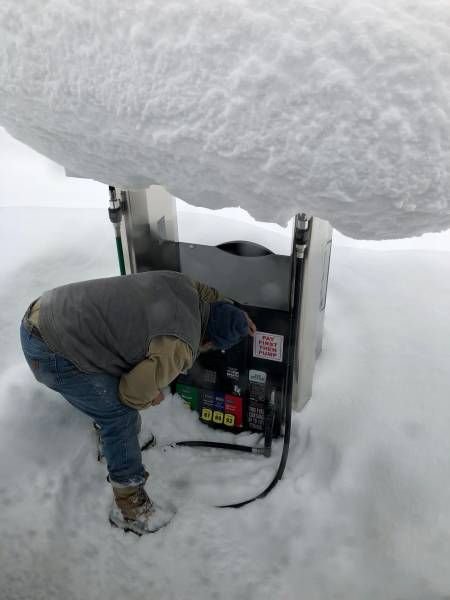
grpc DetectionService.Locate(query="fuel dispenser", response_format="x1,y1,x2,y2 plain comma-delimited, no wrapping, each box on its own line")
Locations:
108,185,332,505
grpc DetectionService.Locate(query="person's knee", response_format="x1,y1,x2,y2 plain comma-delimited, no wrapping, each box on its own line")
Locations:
99,409,140,441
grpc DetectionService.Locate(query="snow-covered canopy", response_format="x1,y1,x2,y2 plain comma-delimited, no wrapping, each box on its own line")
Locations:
1,1,450,239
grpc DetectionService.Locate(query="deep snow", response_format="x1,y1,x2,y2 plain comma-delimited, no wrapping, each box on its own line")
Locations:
2,2,450,238
2,203,450,600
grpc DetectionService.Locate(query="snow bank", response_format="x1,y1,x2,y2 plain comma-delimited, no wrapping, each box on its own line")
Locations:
1,1,450,238
3,207,450,599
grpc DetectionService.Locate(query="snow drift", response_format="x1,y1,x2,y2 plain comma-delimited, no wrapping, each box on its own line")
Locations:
1,1,450,238
3,207,450,600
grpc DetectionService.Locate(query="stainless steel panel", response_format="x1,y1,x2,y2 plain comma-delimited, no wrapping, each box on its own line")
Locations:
179,243,292,311
293,217,333,412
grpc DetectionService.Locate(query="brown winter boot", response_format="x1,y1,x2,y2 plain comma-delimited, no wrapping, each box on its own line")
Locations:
109,472,175,535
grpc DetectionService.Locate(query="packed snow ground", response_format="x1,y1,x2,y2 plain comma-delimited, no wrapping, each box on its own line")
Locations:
2,2,450,238
2,203,450,600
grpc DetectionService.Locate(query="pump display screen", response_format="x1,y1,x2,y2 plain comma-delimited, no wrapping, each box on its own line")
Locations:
174,305,290,435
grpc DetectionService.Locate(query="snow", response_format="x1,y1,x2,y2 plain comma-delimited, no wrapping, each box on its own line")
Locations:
2,138,450,599
2,2,450,238
175,198,294,255
3,207,450,599
0,127,106,209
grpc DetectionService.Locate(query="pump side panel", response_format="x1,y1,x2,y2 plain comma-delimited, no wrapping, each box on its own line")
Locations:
179,244,291,311
144,185,179,242
293,218,332,412
120,186,180,273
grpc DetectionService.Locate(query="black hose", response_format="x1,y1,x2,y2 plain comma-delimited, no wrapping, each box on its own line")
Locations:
175,440,255,453
216,216,307,508
217,404,292,508
170,218,307,509
108,186,126,276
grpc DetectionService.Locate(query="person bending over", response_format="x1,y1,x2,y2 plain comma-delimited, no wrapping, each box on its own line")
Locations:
20,270,256,535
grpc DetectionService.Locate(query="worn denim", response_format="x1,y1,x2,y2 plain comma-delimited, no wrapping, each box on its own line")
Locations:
20,321,146,486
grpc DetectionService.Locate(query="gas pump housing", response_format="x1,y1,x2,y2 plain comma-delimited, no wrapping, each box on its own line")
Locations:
113,186,332,437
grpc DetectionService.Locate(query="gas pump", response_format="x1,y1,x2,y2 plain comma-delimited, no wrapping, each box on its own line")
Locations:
108,186,332,506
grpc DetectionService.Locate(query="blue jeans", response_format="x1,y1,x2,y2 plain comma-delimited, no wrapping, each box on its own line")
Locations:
20,320,146,486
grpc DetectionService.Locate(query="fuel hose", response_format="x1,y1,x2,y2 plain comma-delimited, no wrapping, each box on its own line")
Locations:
173,216,307,508
108,186,126,276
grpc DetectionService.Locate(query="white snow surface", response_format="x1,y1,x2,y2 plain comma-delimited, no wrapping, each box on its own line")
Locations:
2,205,450,599
2,1,450,238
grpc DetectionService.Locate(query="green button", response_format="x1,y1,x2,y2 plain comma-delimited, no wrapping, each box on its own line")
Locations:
176,384,199,411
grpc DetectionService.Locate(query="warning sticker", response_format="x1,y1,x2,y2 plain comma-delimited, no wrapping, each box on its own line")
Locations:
249,370,267,385
253,332,284,362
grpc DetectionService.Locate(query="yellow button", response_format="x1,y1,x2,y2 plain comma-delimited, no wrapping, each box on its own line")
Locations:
213,411,224,424
201,408,212,421
224,414,235,427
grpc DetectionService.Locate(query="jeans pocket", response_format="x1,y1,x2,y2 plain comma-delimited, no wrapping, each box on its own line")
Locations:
28,357,58,389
